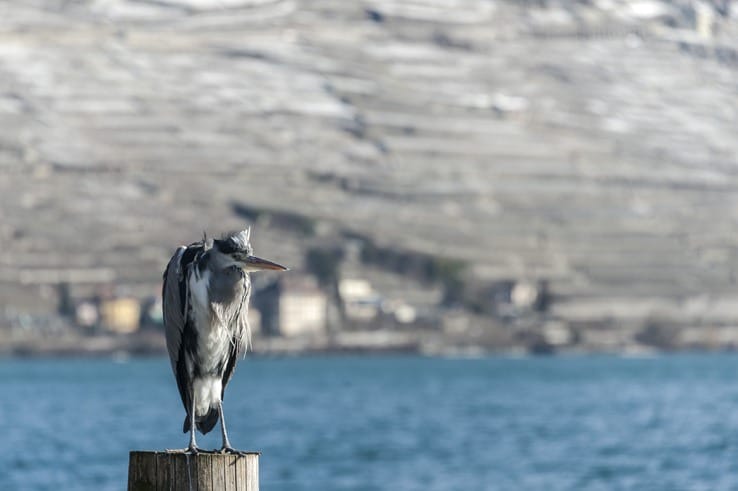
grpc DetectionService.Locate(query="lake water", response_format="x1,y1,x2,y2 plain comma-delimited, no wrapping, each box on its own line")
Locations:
3,354,738,490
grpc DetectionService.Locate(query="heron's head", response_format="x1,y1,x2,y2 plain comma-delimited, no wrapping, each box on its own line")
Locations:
212,229,288,272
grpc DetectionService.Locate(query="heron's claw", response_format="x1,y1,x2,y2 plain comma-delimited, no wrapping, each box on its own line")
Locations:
166,448,192,454
219,446,244,455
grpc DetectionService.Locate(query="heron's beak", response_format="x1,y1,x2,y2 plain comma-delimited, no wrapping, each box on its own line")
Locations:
236,254,288,272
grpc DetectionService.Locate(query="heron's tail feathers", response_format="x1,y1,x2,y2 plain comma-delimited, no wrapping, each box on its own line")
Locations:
197,408,219,434
182,407,220,435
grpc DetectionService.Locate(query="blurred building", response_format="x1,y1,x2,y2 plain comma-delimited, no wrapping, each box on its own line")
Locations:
254,276,327,337
339,278,381,325
75,301,98,329
100,298,140,334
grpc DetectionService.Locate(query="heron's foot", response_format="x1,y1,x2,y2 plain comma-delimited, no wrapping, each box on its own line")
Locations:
186,445,201,455
219,446,245,455
166,447,193,454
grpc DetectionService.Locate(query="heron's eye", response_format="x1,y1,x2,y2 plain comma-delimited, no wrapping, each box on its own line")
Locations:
216,239,237,254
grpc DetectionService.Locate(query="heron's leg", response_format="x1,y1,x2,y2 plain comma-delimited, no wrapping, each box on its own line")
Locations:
218,401,235,452
187,390,199,454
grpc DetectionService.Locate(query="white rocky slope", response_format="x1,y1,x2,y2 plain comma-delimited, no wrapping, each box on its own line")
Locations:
1,0,738,324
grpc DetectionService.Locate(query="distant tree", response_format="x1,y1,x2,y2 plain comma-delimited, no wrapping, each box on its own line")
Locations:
57,282,73,317
635,318,676,349
306,247,343,288
306,246,345,325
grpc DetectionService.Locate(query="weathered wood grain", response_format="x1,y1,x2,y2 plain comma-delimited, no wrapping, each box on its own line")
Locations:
128,452,156,491
128,451,259,491
224,454,238,491
155,452,172,491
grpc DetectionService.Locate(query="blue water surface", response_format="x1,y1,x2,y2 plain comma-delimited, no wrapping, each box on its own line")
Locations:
2,354,738,490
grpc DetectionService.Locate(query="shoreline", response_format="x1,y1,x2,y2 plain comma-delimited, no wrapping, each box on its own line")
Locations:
1,330,736,359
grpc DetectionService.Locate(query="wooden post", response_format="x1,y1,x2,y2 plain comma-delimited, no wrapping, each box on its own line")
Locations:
128,451,259,491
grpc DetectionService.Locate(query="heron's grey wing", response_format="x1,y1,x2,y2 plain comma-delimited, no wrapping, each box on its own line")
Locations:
221,343,239,401
163,243,204,420
163,246,187,373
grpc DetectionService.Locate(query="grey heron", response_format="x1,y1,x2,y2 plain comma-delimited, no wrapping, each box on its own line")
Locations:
162,229,287,453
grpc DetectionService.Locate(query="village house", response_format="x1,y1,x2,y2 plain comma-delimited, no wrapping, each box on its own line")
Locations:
253,276,328,337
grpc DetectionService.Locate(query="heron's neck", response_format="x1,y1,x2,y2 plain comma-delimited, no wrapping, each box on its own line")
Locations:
208,266,247,304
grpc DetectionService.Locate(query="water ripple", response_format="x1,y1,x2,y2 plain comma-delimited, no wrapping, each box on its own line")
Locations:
3,355,738,490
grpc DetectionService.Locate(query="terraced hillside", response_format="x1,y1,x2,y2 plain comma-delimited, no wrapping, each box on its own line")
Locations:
1,0,738,326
